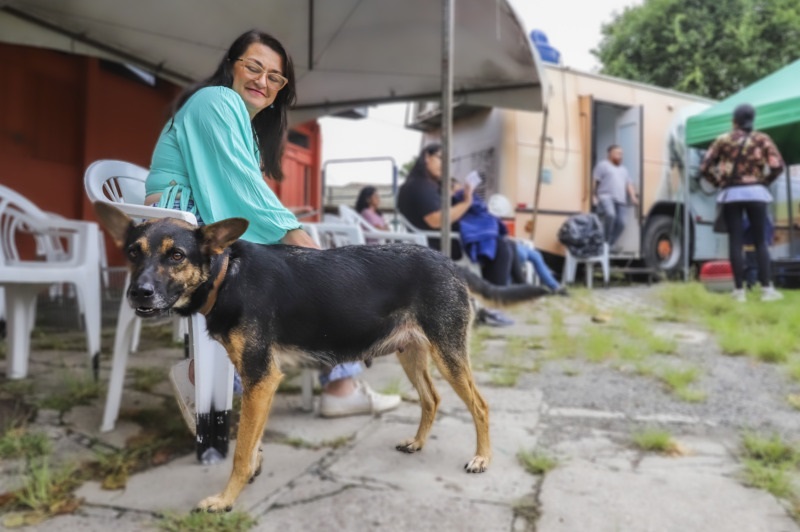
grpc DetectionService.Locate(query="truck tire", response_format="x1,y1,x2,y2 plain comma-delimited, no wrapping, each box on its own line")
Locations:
643,214,682,275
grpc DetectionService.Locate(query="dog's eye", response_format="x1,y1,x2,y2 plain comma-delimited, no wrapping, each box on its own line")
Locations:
127,248,138,260
171,251,185,262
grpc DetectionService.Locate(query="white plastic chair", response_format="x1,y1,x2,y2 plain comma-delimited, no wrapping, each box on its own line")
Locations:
0,184,102,379
338,205,427,246
84,161,234,460
562,242,610,289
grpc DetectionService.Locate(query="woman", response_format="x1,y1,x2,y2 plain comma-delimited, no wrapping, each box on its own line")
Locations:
145,30,399,425
398,143,515,286
355,186,389,230
700,103,785,302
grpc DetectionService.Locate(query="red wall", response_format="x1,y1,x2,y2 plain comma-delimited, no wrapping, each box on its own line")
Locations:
0,43,321,264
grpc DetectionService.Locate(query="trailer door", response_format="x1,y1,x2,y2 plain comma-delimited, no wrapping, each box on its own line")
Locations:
613,105,643,255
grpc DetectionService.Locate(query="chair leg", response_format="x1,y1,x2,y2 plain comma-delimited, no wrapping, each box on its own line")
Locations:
101,298,138,432
586,263,594,289
301,369,315,411
77,274,103,380
191,314,233,462
130,318,142,352
5,285,39,379
602,245,611,286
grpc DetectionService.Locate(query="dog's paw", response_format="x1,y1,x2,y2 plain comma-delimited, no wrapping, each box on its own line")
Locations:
195,494,233,513
395,438,423,453
464,455,489,473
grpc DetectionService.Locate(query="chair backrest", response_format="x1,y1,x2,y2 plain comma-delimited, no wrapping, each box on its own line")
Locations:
338,204,380,232
84,159,149,205
84,159,197,225
0,184,58,265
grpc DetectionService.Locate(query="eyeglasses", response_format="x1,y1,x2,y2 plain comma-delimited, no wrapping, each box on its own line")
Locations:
235,58,288,91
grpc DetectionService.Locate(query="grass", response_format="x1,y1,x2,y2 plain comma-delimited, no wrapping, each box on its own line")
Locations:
489,367,520,387
157,511,257,532
380,378,403,396
517,449,558,475
546,309,573,359
1,458,84,525
632,428,678,454
129,366,166,393
0,427,51,460
656,366,707,402
277,435,353,451
739,433,800,501
35,372,103,413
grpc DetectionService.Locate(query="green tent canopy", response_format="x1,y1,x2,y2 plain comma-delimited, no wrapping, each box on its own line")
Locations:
685,59,800,164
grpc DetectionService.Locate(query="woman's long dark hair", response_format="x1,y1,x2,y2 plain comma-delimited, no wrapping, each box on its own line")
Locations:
355,186,377,213
171,30,297,181
406,143,442,180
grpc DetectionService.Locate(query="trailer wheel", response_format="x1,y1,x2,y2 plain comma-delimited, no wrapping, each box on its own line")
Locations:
643,215,682,275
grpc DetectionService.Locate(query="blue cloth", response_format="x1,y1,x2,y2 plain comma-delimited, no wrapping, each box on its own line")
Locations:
146,86,301,244
318,362,363,387
515,242,561,291
718,184,773,203
458,193,508,263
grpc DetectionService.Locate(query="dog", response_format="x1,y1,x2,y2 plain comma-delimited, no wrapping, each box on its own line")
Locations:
93,202,549,512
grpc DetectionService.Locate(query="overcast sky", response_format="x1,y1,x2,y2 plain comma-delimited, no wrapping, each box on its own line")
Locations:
320,0,642,188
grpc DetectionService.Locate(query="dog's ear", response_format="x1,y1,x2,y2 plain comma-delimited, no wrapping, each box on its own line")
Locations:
200,218,249,255
93,202,133,248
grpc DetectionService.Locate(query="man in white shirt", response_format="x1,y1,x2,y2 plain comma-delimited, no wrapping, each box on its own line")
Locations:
592,145,639,251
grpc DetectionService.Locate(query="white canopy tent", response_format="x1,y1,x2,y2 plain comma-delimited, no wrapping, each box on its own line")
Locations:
0,0,545,123
0,0,546,251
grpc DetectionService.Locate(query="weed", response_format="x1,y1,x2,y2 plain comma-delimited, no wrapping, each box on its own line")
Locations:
90,444,163,490
0,379,35,398
632,428,678,453
8,458,83,520
277,435,353,451
517,449,558,475
129,366,165,393
0,427,51,460
788,361,800,383
547,310,573,359
739,433,800,502
583,328,615,363
157,510,257,532
657,366,704,401
489,367,520,387
37,374,103,413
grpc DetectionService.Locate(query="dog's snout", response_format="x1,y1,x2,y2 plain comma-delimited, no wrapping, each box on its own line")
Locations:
129,281,155,299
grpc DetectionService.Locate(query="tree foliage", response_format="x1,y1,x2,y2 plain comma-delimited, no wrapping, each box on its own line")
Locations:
592,0,800,99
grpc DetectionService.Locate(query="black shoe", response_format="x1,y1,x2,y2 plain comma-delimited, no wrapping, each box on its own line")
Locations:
553,287,569,297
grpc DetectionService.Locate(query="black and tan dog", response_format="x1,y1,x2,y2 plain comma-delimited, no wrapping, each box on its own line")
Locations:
94,202,548,512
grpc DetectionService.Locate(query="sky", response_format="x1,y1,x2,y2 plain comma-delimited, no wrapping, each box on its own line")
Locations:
320,0,642,188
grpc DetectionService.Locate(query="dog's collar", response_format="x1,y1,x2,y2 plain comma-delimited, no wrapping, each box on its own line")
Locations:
199,253,229,316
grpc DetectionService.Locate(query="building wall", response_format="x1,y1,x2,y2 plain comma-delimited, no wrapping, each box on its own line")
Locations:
0,43,321,264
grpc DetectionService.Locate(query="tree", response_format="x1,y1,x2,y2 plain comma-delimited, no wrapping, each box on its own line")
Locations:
592,0,800,100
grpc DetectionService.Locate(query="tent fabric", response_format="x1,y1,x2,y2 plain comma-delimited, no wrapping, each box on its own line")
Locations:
0,0,545,124
685,59,800,164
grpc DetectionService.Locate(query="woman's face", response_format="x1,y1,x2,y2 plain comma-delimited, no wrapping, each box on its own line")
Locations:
232,42,285,119
370,191,381,208
425,150,442,180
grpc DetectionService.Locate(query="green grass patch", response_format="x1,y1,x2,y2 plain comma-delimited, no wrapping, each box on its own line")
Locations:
380,378,403,396
157,511,257,532
632,428,677,453
546,309,573,359
657,366,705,402
582,328,615,363
0,427,51,460
739,433,800,502
489,367,520,387
1,458,84,524
129,366,166,393
517,449,558,475
36,373,103,413
277,435,353,451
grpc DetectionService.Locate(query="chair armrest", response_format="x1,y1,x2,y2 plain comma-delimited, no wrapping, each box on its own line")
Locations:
108,203,198,226
363,229,427,246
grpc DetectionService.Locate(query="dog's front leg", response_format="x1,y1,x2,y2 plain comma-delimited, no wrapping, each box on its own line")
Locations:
196,361,283,512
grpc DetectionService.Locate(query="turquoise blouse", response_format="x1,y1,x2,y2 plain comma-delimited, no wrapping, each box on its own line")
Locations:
145,86,301,244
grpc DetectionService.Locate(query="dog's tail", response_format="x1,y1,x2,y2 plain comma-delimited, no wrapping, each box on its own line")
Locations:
456,266,551,306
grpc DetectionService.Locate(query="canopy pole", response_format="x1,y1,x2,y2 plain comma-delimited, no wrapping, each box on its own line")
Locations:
530,104,550,238
439,0,454,257
787,168,795,257
682,133,691,281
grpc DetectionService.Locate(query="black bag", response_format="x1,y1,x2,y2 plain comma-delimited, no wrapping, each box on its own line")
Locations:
558,213,605,258
713,133,750,234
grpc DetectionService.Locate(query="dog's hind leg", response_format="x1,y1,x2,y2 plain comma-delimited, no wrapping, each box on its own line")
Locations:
430,347,491,473
395,347,440,454
196,360,283,512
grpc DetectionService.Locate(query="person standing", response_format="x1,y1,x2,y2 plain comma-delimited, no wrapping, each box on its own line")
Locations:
592,145,639,252
700,103,785,302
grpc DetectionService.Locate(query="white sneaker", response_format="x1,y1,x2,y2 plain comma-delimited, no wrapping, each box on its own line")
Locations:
319,380,401,418
761,285,784,302
731,288,746,303
169,358,197,435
